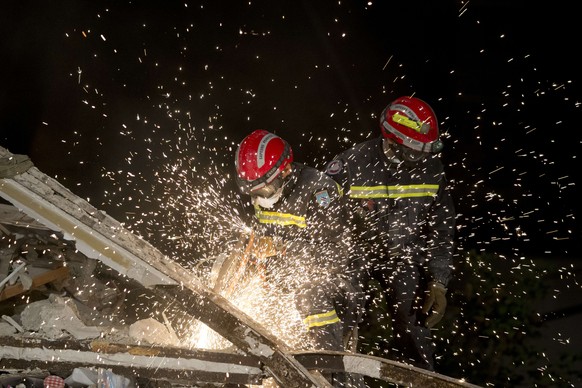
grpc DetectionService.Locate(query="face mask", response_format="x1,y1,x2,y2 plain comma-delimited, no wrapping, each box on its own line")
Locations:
252,184,285,208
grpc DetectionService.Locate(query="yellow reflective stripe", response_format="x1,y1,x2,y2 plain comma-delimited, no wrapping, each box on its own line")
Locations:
255,207,307,228
350,184,438,199
335,182,344,197
392,111,423,132
303,309,340,329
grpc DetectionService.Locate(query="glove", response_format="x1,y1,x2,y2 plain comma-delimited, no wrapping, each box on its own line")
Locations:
251,236,285,259
422,281,447,328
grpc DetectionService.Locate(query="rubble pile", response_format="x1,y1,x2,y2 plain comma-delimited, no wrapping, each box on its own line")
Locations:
1,203,133,334
0,202,195,387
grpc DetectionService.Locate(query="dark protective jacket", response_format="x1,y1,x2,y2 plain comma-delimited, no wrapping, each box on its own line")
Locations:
252,162,351,286
325,137,455,285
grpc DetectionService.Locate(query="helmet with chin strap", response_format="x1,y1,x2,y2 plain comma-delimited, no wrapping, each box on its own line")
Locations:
235,129,293,197
380,96,443,154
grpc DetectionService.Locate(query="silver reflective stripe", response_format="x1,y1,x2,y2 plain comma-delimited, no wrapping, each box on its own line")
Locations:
383,121,434,152
256,133,278,168
350,184,438,199
255,207,307,228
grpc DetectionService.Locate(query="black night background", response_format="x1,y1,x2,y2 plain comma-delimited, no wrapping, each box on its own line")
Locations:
1,1,581,386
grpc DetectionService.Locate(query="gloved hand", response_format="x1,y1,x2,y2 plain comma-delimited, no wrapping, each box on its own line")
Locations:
251,236,285,259
422,281,447,328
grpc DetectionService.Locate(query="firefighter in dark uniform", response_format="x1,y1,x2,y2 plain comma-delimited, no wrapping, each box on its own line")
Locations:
325,96,456,371
235,129,361,363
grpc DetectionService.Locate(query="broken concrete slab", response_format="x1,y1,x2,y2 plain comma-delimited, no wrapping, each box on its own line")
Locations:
20,294,102,340
128,317,180,347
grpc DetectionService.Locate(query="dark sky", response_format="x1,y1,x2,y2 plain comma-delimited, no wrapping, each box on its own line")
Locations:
1,0,581,261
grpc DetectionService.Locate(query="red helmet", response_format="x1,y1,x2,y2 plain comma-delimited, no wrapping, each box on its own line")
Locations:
235,130,293,196
380,96,443,153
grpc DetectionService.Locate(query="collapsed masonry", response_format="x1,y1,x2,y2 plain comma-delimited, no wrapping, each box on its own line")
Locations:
0,146,482,388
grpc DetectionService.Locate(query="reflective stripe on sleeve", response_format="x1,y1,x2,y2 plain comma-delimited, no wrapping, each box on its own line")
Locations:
349,184,438,199
254,207,307,228
303,309,340,329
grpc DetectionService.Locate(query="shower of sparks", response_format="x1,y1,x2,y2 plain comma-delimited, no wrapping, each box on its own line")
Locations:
187,271,309,351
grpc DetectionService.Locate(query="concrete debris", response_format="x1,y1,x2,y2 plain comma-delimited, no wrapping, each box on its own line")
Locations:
0,319,17,335
0,262,25,290
20,294,102,340
128,317,181,347
65,367,132,388
0,202,182,385
2,313,24,332
64,368,99,387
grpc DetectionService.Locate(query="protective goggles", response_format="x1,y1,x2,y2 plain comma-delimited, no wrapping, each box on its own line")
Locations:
395,142,427,162
249,173,286,198
384,138,430,164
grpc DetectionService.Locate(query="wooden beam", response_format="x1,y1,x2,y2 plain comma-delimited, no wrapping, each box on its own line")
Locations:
0,336,263,385
0,266,69,302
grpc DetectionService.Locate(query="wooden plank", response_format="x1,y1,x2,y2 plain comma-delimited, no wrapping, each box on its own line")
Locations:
0,266,69,302
0,336,264,385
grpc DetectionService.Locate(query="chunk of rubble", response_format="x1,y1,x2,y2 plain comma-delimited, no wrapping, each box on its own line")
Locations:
20,294,102,340
0,320,17,335
128,317,180,346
